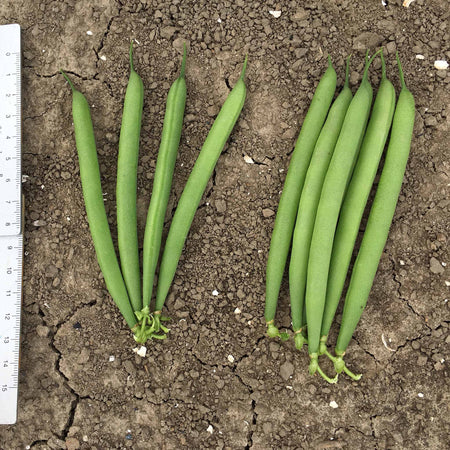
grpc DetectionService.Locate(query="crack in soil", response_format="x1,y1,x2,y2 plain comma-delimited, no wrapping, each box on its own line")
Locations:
29,439,49,448
94,9,120,62
191,332,265,448
388,254,432,331
352,334,378,363
35,306,89,440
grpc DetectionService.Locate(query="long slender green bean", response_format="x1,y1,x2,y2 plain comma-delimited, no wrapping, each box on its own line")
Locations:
305,50,380,381
116,41,144,312
137,48,187,339
333,54,415,375
320,51,396,363
61,71,137,329
289,58,352,352
265,58,337,339
152,58,248,335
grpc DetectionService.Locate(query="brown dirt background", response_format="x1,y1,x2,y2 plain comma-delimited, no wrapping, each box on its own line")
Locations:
1,0,449,448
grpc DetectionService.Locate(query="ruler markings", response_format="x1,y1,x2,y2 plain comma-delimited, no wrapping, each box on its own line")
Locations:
0,24,22,426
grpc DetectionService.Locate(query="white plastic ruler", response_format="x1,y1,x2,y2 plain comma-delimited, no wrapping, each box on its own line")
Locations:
0,23,23,425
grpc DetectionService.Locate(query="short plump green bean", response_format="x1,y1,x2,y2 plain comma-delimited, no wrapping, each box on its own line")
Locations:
320,51,396,357
265,58,337,339
289,59,352,351
61,71,137,329
306,51,380,379
154,58,248,325
116,41,144,312
333,54,415,373
141,48,187,311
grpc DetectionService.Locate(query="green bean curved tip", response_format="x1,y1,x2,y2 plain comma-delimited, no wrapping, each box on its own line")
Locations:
60,69,75,91
240,54,248,80
129,39,135,72
362,48,382,81
316,365,338,384
396,51,407,89
179,43,187,78
344,55,351,87
344,367,362,381
327,54,332,67
379,48,387,79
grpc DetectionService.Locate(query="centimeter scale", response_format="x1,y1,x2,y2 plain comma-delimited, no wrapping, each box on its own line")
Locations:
0,23,23,425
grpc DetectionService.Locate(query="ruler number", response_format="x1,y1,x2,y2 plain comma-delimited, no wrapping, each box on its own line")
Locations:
2,385,7,392
4,313,11,319
3,337,9,344
3,361,8,368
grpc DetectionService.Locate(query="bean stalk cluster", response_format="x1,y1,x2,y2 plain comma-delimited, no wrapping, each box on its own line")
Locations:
265,50,415,383
62,42,247,344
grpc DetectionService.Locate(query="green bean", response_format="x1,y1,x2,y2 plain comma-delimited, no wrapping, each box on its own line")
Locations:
265,57,337,339
116,41,144,312
153,57,248,333
139,47,187,331
305,50,380,381
61,71,137,329
320,51,396,363
333,53,415,375
289,58,352,351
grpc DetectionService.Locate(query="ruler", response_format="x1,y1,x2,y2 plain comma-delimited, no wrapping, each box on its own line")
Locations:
0,23,22,426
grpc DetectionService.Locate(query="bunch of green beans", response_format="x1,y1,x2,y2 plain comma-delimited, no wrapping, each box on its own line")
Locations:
265,50,414,383
62,42,247,344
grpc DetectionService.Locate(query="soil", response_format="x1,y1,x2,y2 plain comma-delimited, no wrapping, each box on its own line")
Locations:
0,0,449,449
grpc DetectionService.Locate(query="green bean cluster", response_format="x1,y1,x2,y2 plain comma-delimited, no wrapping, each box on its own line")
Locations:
265,50,415,383
62,43,247,344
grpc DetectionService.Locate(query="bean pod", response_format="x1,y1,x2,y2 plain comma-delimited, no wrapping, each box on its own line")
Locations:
141,47,187,311
116,41,144,312
265,57,337,339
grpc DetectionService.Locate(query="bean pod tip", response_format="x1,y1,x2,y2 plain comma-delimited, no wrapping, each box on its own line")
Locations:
60,69,75,91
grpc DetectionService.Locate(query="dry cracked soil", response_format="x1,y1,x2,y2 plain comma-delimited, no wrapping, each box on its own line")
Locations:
0,0,449,449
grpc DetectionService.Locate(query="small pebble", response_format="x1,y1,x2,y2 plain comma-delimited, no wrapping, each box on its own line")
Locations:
434,60,449,70
262,208,275,218
430,257,444,274
207,425,214,434
269,10,282,18
227,354,235,363
36,325,49,337
329,401,339,408
132,346,147,357
418,392,424,398
212,290,219,296
279,361,294,380
65,437,80,450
